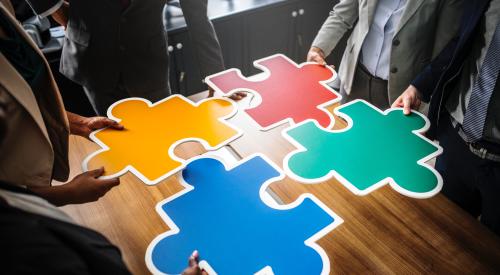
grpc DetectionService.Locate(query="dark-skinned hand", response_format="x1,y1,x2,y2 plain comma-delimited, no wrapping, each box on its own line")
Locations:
67,111,124,139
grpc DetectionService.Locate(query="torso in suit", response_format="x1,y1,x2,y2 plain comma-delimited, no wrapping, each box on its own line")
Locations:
26,0,225,92
312,0,463,103
412,0,493,137
61,0,169,93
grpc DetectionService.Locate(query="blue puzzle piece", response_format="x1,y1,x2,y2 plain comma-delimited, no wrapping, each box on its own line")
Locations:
146,155,341,275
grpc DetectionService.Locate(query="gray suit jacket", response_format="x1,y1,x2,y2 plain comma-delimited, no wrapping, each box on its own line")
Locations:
26,0,224,93
312,0,463,103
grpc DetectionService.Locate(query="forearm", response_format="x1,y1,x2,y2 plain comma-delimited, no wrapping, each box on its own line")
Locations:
66,111,87,136
29,185,74,206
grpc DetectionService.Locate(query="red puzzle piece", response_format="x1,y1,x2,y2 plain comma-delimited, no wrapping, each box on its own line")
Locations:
206,54,339,130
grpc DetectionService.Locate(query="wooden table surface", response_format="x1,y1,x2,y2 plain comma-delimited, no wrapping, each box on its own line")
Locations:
61,91,500,274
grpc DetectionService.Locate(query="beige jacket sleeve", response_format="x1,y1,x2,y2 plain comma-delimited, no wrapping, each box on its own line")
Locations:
311,0,359,57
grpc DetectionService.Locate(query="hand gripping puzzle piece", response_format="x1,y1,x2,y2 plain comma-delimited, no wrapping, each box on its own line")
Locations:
283,100,443,199
146,154,343,275
205,54,340,130
83,95,242,185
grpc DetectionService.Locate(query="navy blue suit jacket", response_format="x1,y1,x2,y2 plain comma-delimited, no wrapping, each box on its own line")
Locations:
411,0,492,138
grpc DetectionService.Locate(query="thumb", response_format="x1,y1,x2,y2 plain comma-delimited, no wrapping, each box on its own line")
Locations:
108,119,125,130
87,167,105,178
188,250,199,268
316,56,327,66
100,177,121,189
98,118,122,129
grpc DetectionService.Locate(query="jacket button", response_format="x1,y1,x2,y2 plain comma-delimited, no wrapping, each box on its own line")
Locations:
391,67,398,74
393,39,400,46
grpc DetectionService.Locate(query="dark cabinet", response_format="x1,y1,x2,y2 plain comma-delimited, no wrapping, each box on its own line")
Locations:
295,1,335,62
168,30,205,96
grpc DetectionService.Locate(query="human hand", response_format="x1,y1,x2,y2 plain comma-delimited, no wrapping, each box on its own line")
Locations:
62,168,120,205
208,87,246,101
51,1,69,28
67,111,124,139
30,168,120,206
307,47,327,66
182,251,208,275
391,85,422,115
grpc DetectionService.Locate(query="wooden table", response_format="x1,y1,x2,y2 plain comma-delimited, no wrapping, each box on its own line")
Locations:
62,91,500,274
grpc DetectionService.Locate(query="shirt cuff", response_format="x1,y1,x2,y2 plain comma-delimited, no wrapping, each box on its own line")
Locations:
37,0,64,19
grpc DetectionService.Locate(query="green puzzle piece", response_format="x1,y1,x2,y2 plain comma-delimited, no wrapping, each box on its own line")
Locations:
283,100,443,199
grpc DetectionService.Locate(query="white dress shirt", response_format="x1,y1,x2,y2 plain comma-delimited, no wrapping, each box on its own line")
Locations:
361,0,407,80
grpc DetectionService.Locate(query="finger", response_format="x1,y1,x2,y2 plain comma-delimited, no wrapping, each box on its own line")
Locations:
188,250,199,268
87,167,105,178
306,54,315,62
192,250,199,261
310,55,325,66
89,117,108,129
402,97,412,115
317,57,327,66
100,118,124,130
88,117,119,130
108,120,124,130
229,94,245,101
98,177,121,189
312,54,325,65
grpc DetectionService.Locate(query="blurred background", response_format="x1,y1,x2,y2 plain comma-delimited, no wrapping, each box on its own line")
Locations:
11,0,347,116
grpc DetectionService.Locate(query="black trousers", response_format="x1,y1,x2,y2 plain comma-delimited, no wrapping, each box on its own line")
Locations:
340,64,390,110
435,114,500,236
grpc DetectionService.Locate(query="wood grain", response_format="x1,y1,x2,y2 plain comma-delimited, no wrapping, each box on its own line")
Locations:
61,94,500,274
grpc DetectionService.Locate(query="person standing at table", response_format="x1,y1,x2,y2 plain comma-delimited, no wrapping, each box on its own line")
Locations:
0,77,207,275
393,0,500,235
23,0,244,116
307,0,463,109
0,0,124,205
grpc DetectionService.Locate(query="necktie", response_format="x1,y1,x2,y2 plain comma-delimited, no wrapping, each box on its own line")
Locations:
462,21,500,142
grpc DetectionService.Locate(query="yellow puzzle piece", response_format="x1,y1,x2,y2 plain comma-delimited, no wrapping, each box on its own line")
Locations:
83,95,242,185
